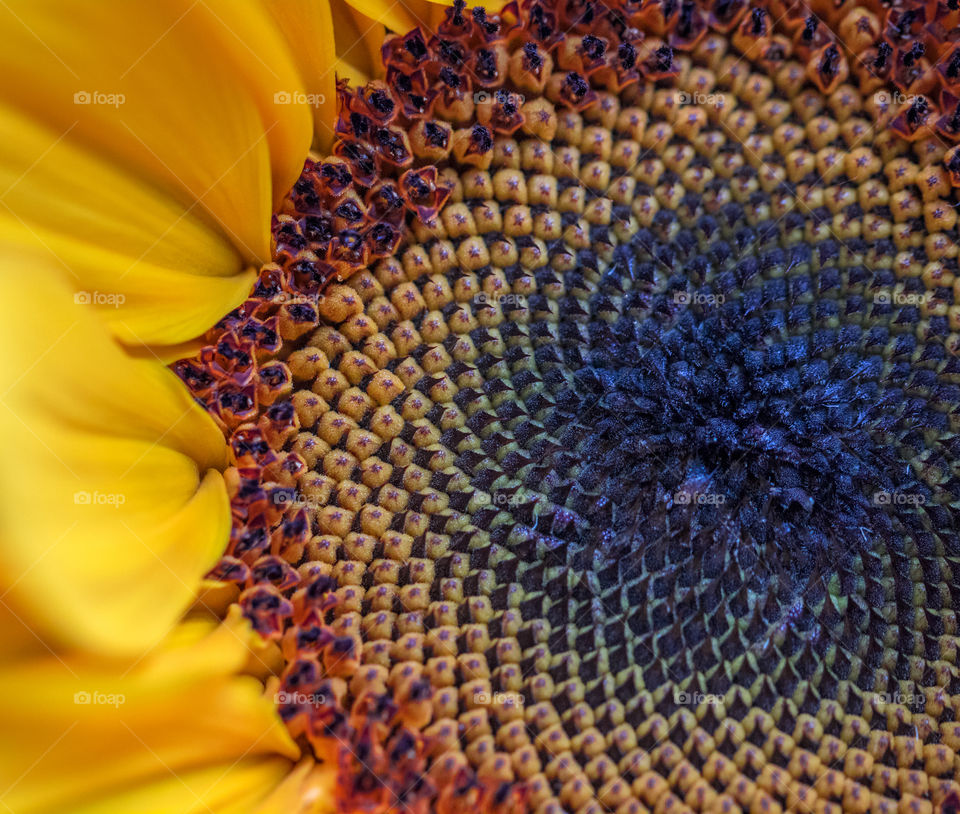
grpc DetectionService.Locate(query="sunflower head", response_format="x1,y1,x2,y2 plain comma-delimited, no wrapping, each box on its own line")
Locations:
167,0,960,811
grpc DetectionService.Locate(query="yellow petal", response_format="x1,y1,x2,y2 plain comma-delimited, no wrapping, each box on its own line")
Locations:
262,0,340,153
339,0,422,41
340,0,508,37
69,759,298,814
0,105,258,351
0,600,48,663
0,249,230,655
345,4,390,82
0,0,312,266
329,0,380,81
254,758,337,814
64,757,335,814
335,58,374,89
0,612,301,814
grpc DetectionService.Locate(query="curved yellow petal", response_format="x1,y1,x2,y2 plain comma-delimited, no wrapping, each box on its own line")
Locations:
0,105,258,351
345,4,391,82
69,759,298,814
262,0,340,153
197,0,319,211
0,0,312,266
65,757,335,814
335,57,375,89
339,0,422,41
0,250,230,655
329,0,380,82
0,600,48,663
0,613,301,814
254,758,337,814
339,0,508,38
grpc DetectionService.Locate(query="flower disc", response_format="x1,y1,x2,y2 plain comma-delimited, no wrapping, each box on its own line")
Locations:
182,1,960,811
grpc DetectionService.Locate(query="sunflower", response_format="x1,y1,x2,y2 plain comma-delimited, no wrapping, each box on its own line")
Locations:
5,0,960,812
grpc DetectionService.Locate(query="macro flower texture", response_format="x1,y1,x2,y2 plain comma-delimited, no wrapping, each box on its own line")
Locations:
7,0,960,812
